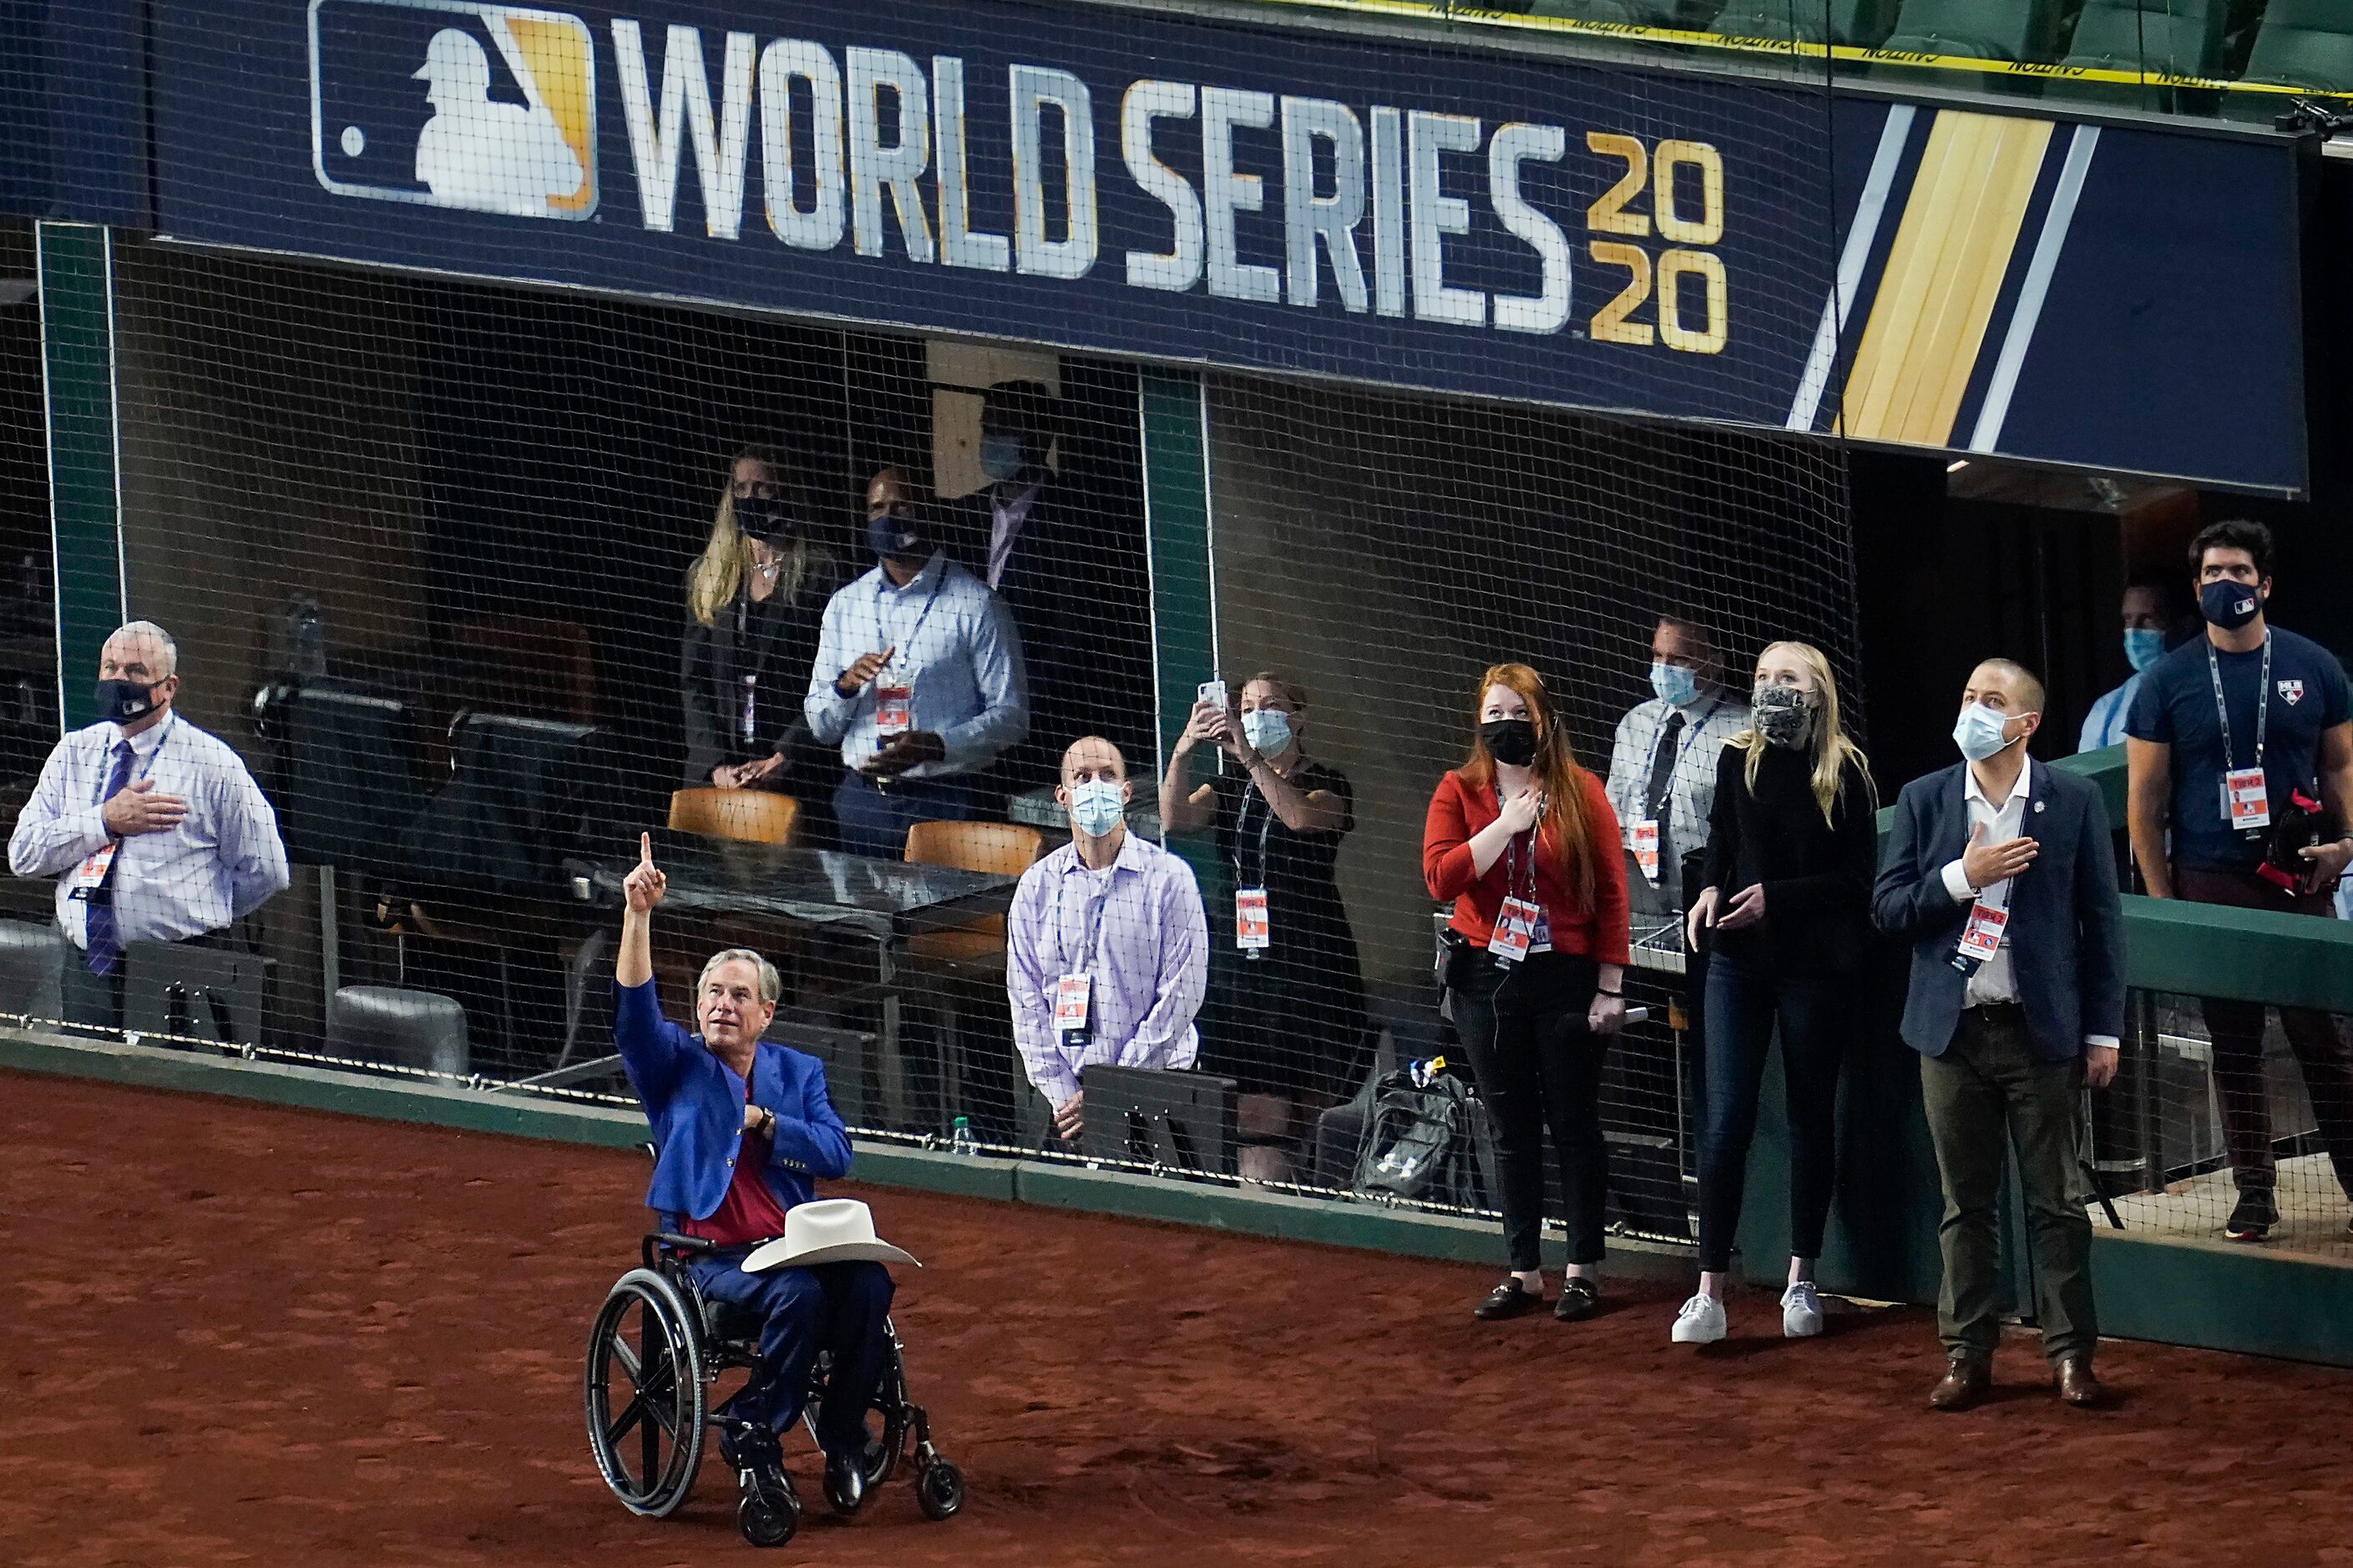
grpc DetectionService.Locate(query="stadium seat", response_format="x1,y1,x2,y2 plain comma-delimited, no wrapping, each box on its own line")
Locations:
667,787,799,847
0,919,65,1021
2058,0,2229,110
1877,0,2042,59
1708,0,1900,48
325,984,471,1077
2240,0,2353,93
1523,0,1661,23
2061,0,2227,76
900,819,1042,964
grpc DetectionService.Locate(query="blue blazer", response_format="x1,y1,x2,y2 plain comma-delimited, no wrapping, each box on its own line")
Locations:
613,979,853,1222
1871,760,2124,1063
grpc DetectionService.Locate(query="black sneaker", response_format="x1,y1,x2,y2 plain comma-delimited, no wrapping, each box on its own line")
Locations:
1473,1279,1543,1321
2224,1188,2278,1242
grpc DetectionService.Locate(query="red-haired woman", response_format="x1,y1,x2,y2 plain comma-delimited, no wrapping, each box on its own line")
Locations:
1424,663,1630,1323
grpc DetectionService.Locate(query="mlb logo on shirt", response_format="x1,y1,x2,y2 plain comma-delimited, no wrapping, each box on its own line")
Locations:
2280,680,2306,706
311,0,596,220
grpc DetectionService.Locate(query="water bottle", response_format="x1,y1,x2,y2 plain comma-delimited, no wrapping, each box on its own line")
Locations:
948,1116,977,1156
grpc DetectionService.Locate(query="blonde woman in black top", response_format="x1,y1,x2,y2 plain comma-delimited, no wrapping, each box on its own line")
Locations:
1672,640,1876,1346
680,448,844,797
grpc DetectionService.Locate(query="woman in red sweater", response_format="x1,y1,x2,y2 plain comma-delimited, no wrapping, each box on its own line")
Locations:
1424,662,1630,1323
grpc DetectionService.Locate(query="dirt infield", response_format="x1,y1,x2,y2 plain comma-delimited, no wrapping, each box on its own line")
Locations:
10,1071,2353,1568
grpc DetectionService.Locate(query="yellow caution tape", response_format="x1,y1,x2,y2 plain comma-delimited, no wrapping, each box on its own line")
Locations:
1243,0,2327,99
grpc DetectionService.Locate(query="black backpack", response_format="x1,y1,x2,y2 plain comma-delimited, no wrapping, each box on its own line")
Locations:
1353,1067,1494,1210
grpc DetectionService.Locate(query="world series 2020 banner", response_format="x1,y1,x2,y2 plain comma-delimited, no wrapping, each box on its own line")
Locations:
141,0,2305,489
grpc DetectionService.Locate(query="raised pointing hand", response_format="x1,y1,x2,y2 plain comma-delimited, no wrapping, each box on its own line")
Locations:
624,831,667,913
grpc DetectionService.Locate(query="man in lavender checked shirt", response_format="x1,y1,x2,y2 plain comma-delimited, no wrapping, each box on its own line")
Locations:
1006,736,1209,1141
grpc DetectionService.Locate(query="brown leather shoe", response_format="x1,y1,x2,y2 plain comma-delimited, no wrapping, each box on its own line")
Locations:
1929,1354,1991,1412
2055,1356,2103,1409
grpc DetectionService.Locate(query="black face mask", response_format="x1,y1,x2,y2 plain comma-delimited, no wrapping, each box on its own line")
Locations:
95,678,160,726
1480,717,1539,768
734,494,793,544
865,511,931,564
2199,578,2262,631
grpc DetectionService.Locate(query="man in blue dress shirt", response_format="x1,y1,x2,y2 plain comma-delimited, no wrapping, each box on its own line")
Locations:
613,833,893,1517
804,502,1027,858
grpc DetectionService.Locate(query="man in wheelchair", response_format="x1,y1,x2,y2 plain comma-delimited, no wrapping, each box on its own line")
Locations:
613,833,898,1525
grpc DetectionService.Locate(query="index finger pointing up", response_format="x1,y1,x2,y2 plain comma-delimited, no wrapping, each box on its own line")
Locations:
640,832,653,867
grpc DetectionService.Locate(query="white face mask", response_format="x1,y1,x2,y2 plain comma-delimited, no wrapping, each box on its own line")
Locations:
1952,701,2021,762
1067,778,1126,837
1240,708,1293,755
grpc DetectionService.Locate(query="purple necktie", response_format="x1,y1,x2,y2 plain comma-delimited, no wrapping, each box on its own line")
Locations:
83,740,134,976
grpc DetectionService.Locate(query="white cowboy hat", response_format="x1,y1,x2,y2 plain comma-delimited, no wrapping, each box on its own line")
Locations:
744,1198,921,1272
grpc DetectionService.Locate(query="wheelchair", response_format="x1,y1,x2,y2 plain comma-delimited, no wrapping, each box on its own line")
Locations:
585,1232,964,1547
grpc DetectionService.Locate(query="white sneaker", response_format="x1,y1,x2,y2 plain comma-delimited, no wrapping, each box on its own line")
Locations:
1782,1280,1824,1338
1671,1292,1727,1344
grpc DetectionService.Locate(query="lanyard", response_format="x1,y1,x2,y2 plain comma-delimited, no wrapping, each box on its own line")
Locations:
1051,864,1114,975
873,566,946,669
1495,787,1540,903
2207,631,2272,772
91,716,172,811
1232,777,1278,888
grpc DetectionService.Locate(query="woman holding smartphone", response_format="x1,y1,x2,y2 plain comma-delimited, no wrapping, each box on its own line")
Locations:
1672,640,1876,1345
1423,662,1629,1322
1163,671,1371,1176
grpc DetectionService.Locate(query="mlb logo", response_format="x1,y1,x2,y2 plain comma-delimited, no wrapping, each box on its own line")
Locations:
310,0,596,220
2280,680,2306,705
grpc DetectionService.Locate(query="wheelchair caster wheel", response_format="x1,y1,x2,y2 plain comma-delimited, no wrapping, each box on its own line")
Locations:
737,1469,801,1549
917,1458,964,1521
738,1487,799,1549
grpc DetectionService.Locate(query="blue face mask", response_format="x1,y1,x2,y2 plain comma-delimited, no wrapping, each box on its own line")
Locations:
979,432,1028,483
1240,708,1293,756
2123,626,2164,673
1067,779,1126,837
1650,661,1700,710
1952,701,2019,763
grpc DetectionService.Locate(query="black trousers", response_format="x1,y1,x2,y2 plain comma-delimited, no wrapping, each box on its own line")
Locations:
1450,950,1610,1270
2177,866,2353,1201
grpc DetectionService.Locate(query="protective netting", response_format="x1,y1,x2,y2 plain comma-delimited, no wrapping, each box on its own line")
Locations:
22,2,2336,1269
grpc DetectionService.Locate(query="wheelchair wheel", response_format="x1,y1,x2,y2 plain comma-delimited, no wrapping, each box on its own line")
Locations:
916,1458,964,1521
584,1267,706,1518
738,1484,800,1548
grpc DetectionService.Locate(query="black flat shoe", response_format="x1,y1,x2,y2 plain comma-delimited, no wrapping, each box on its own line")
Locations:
1474,1279,1543,1321
1555,1277,1601,1322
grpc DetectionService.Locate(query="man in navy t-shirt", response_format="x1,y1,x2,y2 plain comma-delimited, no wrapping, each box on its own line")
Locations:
2125,518,2353,1242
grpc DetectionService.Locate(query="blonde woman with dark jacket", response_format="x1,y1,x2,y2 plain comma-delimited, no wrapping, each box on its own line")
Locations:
1672,640,1877,1346
680,448,845,801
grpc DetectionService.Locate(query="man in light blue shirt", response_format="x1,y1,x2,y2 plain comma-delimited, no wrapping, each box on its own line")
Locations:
1605,615,1748,927
805,504,1027,857
8,621,289,1029
2078,579,2171,752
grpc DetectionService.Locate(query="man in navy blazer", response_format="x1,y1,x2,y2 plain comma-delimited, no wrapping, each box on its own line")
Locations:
1874,660,2123,1413
615,834,891,1515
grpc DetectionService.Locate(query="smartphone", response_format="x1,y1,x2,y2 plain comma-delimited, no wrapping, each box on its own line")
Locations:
1197,678,1228,712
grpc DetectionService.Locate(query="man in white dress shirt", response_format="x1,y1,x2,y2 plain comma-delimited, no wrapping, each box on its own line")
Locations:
9,621,290,1029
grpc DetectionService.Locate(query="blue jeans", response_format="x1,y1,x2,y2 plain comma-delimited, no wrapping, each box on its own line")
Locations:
832,772,980,860
683,1254,894,1454
1697,949,1848,1273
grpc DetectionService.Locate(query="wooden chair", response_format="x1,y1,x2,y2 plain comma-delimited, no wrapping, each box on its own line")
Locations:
892,819,1046,1136
902,820,1045,963
668,788,800,847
